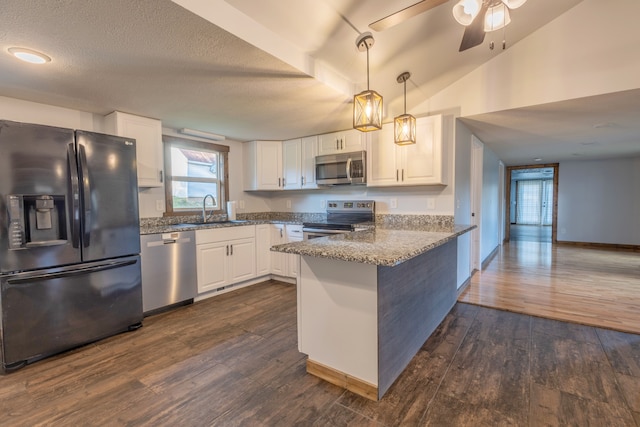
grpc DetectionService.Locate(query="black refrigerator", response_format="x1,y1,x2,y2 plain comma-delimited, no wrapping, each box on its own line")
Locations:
0,120,143,372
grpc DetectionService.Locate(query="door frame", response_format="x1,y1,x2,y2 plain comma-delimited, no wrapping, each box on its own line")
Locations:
470,136,483,273
505,163,559,243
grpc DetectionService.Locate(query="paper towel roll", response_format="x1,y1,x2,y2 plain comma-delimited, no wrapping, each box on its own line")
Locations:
227,201,237,221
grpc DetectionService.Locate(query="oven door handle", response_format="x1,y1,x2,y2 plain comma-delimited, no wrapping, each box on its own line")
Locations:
302,228,351,234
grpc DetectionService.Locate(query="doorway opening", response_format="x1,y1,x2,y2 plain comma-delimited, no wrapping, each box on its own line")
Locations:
505,164,559,243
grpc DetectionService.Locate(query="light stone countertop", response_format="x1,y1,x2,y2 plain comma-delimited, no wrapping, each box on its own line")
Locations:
271,225,475,267
139,219,301,235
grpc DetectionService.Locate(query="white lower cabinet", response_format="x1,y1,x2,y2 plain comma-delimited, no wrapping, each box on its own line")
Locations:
196,226,256,294
286,225,303,278
255,224,271,277
269,224,302,279
270,224,287,276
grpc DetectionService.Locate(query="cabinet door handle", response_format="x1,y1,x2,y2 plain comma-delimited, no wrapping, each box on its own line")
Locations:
341,139,344,150
230,244,233,255
336,139,339,150
301,176,304,186
396,170,399,182
402,169,405,181
226,245,229,256
159,170,163,183
283,178,286,187
278,178,281,187
280,229,283,238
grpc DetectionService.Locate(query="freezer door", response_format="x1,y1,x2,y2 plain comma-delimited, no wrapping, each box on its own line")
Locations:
76,131,141,262
0,255,142,371
0,120,82,272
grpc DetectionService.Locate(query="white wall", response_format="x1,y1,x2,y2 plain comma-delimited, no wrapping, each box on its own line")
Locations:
255,113,457,215
481,147,501,262
415,0,640,118
152,128,270,219
0,96,272,218
0,96,98,131
557,157,640,245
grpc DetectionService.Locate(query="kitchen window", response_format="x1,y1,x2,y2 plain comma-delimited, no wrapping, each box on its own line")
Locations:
162,135,229,215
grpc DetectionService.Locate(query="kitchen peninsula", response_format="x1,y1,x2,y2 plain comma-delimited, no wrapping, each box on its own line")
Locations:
272,223,474,401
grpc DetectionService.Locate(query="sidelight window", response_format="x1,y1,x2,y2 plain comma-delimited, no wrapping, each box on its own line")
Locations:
163,135,229,215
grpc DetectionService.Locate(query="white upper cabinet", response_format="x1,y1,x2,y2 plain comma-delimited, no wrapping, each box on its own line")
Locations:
281,136,318,190
282,138,302,190
244,140,283,191
317,129,364,155
301,136,318,189
367,115,445,187
104,111,163,188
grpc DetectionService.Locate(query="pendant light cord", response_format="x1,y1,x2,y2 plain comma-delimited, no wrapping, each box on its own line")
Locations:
403,79,407,114
366,45,370,91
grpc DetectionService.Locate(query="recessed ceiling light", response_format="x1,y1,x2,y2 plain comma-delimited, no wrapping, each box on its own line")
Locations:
8,47,51,64
533,158,542,162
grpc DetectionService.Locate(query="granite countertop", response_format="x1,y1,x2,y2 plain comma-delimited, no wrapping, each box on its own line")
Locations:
140,219,302,235
271,224,475,267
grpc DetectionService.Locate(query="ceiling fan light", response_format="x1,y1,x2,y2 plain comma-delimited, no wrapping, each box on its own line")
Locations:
354,90,383,132
484,3,511,32
394,114,416,145
501,0,527,9
452,0,482,26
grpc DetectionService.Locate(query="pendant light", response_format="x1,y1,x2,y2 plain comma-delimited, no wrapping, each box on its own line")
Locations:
394,72,416,145
353,32,383,132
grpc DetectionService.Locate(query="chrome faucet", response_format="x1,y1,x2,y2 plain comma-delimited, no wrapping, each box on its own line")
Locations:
202,194,216,223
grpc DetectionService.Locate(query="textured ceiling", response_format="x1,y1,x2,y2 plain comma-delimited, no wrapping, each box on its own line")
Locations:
1,0,638,166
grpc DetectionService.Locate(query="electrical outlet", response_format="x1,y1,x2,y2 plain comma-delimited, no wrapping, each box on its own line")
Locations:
155,200,164,212
238,200,245,209
390,198,397,209
426,198,435,210
286,199,292,209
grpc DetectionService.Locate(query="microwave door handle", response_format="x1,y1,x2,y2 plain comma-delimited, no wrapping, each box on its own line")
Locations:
346,158,352,182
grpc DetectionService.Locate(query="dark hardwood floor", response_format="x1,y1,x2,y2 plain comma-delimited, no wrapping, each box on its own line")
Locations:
1,280,639,426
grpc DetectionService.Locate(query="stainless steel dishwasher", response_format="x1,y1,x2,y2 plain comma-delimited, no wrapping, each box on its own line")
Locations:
140,230,197,315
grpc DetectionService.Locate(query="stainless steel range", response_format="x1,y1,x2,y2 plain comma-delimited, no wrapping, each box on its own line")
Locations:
302,200,374,240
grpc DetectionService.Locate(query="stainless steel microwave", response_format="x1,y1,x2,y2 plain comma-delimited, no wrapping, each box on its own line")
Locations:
315,150,366,185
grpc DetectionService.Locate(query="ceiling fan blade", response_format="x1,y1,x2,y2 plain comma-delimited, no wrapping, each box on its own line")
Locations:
459,2,489,52
369,0,449,32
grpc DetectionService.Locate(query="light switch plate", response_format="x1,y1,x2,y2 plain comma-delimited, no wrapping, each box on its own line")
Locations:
286,199,292,209
390,198,397,209
426,198,435,210
155,200,164,211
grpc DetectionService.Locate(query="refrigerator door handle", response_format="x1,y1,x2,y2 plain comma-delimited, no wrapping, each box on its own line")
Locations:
78,143,92,248
6,259,137,285
67,143,81,248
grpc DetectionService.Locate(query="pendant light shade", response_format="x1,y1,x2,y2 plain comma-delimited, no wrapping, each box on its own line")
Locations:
394,72,416,145
353,33,383,132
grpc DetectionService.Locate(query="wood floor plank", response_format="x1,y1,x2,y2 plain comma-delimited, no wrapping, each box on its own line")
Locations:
1,280,638,426
459,241,640,334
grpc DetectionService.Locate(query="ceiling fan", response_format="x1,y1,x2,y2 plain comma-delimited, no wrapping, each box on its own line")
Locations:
369,0,527,52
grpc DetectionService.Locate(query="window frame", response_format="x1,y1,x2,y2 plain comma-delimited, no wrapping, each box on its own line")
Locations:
162,135,230,217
